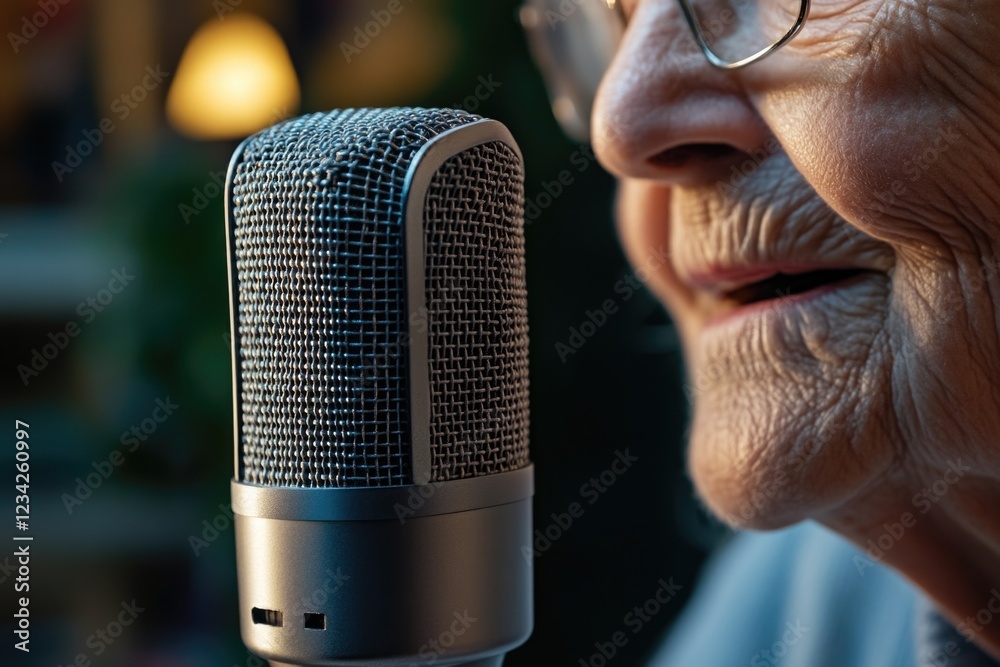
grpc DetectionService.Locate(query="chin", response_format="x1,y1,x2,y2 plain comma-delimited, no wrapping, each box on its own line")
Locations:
678,288,899,531
685,402,888,531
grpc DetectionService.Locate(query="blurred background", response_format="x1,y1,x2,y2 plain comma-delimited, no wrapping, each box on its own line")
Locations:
0,1,728,664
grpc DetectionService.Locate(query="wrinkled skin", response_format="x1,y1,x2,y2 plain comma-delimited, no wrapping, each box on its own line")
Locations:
593,0,1000,656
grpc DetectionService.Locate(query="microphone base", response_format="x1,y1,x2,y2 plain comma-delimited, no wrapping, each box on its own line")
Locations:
235,495,532,666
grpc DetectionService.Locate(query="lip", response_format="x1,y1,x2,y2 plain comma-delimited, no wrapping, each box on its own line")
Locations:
704,269,878,328
685,264,861,296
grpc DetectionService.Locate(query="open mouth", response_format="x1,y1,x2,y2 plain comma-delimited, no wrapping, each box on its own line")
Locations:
723,268,868,307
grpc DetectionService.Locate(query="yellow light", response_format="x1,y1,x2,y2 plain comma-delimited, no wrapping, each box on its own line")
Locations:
166,15,300,140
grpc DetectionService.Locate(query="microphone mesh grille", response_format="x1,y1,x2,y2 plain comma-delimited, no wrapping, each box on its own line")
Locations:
229,108,528,488
424,142,529,481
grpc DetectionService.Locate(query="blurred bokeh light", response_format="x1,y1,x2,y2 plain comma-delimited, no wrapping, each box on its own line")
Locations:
166,14,300,139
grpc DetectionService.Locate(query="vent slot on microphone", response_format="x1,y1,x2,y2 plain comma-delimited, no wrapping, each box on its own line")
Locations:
251,607,283,627
303,612,326,630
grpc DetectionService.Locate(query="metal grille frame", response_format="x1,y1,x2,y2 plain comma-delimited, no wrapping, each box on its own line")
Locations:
402,126,529,485
225,109,529,489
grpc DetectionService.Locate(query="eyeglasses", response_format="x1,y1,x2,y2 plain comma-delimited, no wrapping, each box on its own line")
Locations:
520,0,811,142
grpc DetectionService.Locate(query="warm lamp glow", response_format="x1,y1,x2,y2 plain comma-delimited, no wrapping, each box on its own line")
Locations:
166,15,299,140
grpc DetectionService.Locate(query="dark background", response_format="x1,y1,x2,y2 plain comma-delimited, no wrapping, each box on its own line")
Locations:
0,1,727,664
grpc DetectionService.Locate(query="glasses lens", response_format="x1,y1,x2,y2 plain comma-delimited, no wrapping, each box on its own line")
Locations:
683,0,804,66
521,0,624,141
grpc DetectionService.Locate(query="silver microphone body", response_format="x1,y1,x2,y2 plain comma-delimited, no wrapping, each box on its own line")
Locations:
225,108,533,667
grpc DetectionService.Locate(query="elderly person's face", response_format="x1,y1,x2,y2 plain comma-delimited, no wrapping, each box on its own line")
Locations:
591,0,1000,656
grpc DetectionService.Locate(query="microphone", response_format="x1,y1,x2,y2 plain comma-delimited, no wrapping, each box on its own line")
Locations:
225,108,533,667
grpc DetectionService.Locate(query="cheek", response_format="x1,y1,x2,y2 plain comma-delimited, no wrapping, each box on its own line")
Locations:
615,180,693,317
749,2,1000,252
755,86,955,252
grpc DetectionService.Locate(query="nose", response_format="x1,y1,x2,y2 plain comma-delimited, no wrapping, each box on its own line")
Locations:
592,0,773,185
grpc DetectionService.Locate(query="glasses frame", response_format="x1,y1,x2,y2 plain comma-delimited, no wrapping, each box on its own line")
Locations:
669,0,812,69
519,0,813,142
